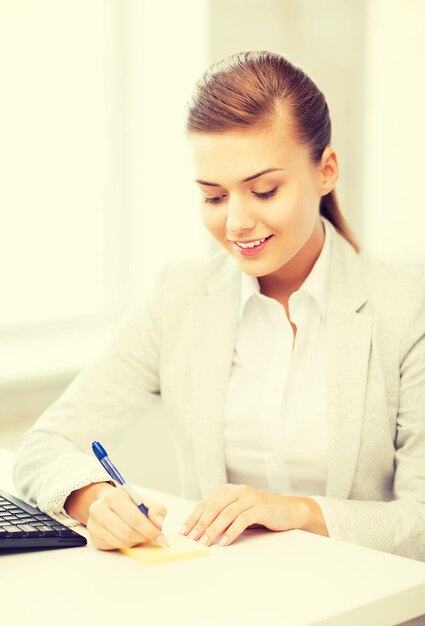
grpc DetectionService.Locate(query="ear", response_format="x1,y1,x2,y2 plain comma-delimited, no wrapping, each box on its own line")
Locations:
318,146,339,196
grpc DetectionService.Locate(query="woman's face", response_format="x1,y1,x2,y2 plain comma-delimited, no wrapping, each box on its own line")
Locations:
187,119,338,288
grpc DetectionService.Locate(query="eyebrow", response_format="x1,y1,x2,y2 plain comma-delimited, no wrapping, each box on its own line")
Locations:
195,167,286,186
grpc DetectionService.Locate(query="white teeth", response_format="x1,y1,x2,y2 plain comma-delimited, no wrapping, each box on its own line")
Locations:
236,237,267,249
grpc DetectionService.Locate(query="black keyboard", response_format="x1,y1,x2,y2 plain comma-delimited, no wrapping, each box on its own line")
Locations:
0,489,87,551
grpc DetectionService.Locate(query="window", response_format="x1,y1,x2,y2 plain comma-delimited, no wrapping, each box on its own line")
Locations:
0,0,209,386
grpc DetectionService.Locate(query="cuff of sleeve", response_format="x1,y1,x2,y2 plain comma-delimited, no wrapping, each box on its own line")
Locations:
307,496,397,555
43,472,115,527
36,456,116,527
308,495,338,539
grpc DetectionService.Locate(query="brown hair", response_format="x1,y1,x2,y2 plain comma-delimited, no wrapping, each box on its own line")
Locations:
185,50,360,253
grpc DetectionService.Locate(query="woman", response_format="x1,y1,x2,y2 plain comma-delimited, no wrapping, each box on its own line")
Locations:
13,51,425,559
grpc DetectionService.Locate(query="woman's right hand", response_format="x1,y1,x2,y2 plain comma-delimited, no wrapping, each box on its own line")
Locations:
65,482,168,550
87,485,168,551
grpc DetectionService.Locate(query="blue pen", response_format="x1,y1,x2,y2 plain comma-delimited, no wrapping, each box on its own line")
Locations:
92,441,149,515
91,441,169,548
92,441,168,546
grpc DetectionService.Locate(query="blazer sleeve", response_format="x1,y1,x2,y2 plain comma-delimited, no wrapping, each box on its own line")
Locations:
311,293,425,561
12,264,169,527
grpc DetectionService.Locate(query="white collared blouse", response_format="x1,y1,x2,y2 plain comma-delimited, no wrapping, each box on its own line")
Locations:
224,217,332,497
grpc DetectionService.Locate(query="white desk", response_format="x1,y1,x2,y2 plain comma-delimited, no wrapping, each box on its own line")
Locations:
1,446,425,626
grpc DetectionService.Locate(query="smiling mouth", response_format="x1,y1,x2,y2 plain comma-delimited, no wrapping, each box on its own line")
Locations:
233,235,273,249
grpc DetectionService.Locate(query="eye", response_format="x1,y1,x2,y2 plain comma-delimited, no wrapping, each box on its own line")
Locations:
203,195,224,204
203,187,279,204
254,187,278,199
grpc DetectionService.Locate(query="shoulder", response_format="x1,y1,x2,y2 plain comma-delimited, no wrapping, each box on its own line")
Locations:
326,220,425,353
354,250,425,356
358,250,425,317
325,217,425,317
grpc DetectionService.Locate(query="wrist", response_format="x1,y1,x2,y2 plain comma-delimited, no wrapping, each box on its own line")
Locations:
64,482,114,526
296,497,329,537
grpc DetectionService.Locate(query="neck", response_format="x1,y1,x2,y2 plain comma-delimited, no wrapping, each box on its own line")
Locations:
258,215,325,300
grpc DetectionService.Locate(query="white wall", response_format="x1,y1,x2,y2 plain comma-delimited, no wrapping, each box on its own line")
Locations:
122,0,211,302
0,0,124,327
362,0,425,272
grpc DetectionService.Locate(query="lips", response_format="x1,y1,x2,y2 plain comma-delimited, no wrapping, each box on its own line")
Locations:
232,234,273,257
233,234,272,246
234,236,268,245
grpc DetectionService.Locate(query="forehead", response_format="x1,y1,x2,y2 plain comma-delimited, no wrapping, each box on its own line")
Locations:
187,124,309,184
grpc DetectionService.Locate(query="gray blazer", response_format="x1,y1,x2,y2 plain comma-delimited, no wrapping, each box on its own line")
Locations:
13,217,425,561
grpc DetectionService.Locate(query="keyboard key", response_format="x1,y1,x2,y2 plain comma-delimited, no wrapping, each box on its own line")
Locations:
46,523,63,529
16,524,40,533
32,523,50,529
2,525,25,535
59,529,79,537
35,525,56,533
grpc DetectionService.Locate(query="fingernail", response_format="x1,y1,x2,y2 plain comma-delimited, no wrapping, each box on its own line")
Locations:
188,529,198,540
199,535,208,546
218,535,228,547
155,533,169,547
157,515,164,528
179,524,187,535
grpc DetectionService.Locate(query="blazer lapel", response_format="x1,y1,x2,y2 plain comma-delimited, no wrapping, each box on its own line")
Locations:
189,256,241,498
325,224,372,498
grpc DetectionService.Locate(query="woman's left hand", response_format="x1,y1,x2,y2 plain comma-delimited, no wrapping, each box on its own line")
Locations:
178,483,310,547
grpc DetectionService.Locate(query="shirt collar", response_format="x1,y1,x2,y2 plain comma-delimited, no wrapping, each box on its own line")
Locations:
238,217,332,321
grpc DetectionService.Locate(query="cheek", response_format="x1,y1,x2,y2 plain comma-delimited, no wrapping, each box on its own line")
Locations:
201,206,225,236
273,188,315,224
265,198,297,230
264,195,316,247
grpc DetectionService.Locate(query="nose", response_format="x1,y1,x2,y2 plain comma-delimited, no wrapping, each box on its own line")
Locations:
226,195,256,236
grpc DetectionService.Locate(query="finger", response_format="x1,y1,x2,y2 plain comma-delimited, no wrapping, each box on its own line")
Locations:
88,518,135,551
90,488,163,545
109,488,166,543
87,509,140,550
179,497,204,533
181,490,241,540
91,507,149,547
179,484,239,535
215,509,254,547
197,499,253,546
133,492,168,529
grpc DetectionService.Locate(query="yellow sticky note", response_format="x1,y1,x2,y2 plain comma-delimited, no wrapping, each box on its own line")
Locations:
120,532,209,565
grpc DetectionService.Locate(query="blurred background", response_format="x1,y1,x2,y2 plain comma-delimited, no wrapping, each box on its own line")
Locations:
1,0,424,496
